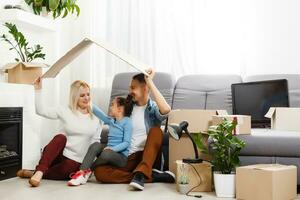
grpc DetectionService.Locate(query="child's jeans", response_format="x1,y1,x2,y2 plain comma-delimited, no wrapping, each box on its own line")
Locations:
80,142,128,170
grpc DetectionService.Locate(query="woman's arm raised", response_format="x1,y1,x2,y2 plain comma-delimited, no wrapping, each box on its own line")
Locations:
34,77,62,119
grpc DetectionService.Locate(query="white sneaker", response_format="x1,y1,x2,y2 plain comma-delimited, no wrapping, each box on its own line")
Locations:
67,169,92,186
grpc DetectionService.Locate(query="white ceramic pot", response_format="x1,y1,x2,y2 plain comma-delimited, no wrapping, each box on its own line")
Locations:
178,184,189,195
213,172,236,198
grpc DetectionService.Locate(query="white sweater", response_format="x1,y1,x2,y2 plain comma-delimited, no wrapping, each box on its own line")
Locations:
35,91,102,163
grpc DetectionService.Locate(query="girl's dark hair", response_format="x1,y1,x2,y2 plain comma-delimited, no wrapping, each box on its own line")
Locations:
116,95,134,117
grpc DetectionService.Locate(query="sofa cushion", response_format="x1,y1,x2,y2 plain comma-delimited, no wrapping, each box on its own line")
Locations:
172,75,242,113
111,72,176,107
244,74,300,107
238,129,300,157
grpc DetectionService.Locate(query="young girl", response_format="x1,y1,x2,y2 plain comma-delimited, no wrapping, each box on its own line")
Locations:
68,95,134,186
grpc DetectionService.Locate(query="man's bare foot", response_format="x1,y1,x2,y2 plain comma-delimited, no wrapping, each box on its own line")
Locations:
29,171,43,187
16,169,34,179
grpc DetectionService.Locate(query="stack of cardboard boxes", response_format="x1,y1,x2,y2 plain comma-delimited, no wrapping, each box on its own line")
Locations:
169,109,251,193
169,108,298,198
234,107,300,200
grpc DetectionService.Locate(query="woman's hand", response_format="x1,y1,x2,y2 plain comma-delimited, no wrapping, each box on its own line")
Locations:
103,146,113,151
33,77,42,90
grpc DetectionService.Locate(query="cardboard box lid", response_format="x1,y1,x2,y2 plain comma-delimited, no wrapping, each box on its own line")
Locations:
2,62,49,72
265,107,300,119
213,115,251,125
238,164,296,172
168,109,228,133
41,38,149,79
264,107,300,131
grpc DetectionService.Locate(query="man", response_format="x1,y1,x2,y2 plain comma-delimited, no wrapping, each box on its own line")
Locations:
94,69,175,190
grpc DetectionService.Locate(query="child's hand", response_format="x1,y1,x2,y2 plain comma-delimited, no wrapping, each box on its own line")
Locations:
104,146,113,151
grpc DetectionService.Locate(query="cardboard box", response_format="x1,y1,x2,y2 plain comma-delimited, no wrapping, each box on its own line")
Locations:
212,115,251,135
236,164,297,200
176,160,212,192
2,62,48,84
265,107,300,131
168,109,227,173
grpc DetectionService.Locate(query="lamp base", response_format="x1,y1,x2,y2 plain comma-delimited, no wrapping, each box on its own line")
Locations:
182,158,203,163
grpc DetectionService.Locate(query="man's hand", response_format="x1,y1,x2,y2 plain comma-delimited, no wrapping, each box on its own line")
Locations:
33,77,42,90
145,68,155,82
143,68,171,115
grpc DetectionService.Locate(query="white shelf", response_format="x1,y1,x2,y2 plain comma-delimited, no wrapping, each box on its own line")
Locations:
0,9,57,32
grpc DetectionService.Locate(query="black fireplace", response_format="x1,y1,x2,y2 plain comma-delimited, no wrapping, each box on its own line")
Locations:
0,107,22,180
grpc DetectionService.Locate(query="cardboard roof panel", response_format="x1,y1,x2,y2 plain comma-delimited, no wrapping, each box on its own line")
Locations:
42,38,150,78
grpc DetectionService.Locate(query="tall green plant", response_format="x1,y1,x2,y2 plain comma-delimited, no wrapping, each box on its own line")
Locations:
25,0,80,19
194,119,246,174
0,23,46,62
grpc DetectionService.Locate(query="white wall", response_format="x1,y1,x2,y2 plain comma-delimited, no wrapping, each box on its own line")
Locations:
240,0,300,75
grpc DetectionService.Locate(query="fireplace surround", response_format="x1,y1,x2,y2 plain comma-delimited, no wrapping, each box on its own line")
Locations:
0,107,22,180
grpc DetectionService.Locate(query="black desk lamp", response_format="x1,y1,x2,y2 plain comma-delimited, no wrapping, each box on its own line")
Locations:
168,121,202,163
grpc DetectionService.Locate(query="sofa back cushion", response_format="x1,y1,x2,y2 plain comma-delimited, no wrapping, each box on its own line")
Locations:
172,75,242,113
244,74,300,107
110,72,176,107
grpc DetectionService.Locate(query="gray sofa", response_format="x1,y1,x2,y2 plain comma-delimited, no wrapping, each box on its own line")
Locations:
97,72,300,185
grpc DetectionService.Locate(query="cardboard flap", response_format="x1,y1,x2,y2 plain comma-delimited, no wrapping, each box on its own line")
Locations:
42,37,149,78
265,107,276,118
216,110,228,115
42,38,93,78
213,115,249,125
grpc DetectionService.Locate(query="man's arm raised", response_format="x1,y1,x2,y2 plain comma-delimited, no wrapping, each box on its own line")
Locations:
145,68,171,115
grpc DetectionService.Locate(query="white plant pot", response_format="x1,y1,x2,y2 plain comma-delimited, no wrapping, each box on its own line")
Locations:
178,184,189,195
213,172,236,198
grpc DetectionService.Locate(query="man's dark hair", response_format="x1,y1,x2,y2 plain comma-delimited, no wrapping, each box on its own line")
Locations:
132,73,146,84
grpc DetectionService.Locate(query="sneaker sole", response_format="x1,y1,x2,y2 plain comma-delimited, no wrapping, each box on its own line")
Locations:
152,169,175,179
67,180,89,186
165,171,175,179
129,182,144,191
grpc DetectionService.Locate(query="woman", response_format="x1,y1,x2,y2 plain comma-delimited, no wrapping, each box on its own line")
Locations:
17,78,102,187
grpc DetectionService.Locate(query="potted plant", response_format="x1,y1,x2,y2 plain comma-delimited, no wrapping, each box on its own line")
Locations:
177,163,190,195
24,0,80,19
194,118,246,198
0,22,47,84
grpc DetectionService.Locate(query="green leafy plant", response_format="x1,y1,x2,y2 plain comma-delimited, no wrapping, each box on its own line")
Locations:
25,0,80,19
194,119,246,174
0,23,46,62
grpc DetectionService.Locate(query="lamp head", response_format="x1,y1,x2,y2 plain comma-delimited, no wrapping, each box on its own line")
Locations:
167,121,189,140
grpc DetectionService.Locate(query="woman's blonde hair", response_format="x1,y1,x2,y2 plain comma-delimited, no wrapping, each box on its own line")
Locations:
69,80,93,118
